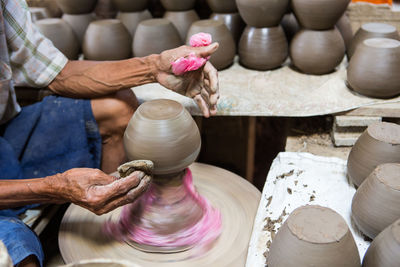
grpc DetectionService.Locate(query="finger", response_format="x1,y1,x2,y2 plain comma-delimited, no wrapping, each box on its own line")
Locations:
194,94,210,118
102,171,145,198
203,62,219,95
200,88,211,106
193,43,219,58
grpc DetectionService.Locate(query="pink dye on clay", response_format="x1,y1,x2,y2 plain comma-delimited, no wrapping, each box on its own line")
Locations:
103,169,222,247
189,32,212,47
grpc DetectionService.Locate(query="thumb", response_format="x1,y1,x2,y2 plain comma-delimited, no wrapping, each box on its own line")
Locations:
194,42,219,58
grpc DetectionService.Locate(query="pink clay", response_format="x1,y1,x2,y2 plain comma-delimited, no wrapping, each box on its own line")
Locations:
189,32,212,47
172,53,208,75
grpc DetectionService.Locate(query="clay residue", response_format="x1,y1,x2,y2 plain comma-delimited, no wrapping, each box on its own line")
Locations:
368,122,400,145
276,170,294,179
266,196,273,208
287,188,292,194
309,194,316,202
263,208,288,237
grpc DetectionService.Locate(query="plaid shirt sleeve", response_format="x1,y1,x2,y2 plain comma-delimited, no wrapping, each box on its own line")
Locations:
2,0,68,88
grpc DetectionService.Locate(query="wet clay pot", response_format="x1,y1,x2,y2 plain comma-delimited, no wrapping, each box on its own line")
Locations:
164,10,200,42
116,10,152,37
291,0,350,30
160,0,196,11
62,13,96,46
187,19,236,70
95,0,118,19
281,13,300,42
133,19,182,57
347,23,399,59
290,28,345,75
35,18,80,60
210,13,245,45
112,0,148,12
56,0,98,14
352,163,400,239
362,219,400,267
336,14,353,52
347,122,400,187
207,0,237,13
347,38,400,98
267,205,360,267
236,0,289,27
239,25,288,70
83,19,132,60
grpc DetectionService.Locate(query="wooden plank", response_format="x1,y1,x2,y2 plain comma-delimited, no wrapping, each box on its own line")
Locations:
334,115,382,127
343,102,400,117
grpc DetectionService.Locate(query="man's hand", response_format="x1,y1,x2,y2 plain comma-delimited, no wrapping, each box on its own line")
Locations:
153,43,220,118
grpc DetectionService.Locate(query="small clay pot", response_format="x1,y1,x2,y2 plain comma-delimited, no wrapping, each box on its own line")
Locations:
29,7,49,22
290,28,345,75
347,122,400,187
362,219,400,267
336,14,353,52
267,205,360,267
347,38,400,98
352,163,400,239
236,0,289,27
160,0,196,11
164,10,200,42
35,18,80,60
206,0,237,13
56,0,98,14
116,10,152,37
347,23,400,59
210,13,245,45
291,0,350,30
83,19,132,60
112,0,148,12
187,19,236,70
133,19,182,57
239,26,288,70
124,99,201,175
62,13,96,46
281,13,300,42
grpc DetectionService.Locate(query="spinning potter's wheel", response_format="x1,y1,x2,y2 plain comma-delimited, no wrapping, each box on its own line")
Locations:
59,163,261,266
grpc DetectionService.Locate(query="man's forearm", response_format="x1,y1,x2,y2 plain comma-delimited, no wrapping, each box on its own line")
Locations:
48,55,160,98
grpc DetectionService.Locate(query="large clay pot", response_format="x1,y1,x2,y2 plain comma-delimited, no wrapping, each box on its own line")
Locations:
352,163,400,239
267,205,360,267
56,0,98,14
116,10,152,37
164,10,200,42
207,0,237,13
160,0,196,11
236,0,289,27
290,28,345,75
83,19,132,60
35,18,80,60
347,22,400,59
239,25,288,70
112,0,148,12
133,19,182,57
347,38,400,98
62,13,96,46
187,19,236,70
291,0,350,30
210,13,245,44
347,122,400,187
336,14,353,52
281,13,300,42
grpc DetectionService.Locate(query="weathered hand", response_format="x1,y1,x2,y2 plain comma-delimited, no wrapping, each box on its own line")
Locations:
154,43,220,118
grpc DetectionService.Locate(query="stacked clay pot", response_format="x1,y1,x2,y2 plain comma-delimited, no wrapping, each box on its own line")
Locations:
114,0,152,38
237,0,289,71
290,0,349,75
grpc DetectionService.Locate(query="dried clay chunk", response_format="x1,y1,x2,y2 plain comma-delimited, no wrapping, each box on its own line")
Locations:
118,160,154,178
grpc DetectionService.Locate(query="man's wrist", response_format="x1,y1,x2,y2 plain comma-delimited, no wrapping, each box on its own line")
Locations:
37,174,66,203
141,54,160,83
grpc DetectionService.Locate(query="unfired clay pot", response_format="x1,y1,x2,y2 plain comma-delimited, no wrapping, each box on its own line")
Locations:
236,0,289,27
116,10,152,37
362,219,400,267
347,38,400,98
290,28,345,75
347,122,400,187
239,26,288,70
267,205,360,267
347,23,400,59
291,0,350,30
83,19,132,60
62,13,96,46
112,0,148,12
164,10,200,42
56,0,98,14
133,19,182,57
207,0,237,13
352,163,400,239
187,19,236,70
35,18,80,60
210,13,245,45
336,14,353,52
95,0,118,19
281,13,300,42
160,0,196,11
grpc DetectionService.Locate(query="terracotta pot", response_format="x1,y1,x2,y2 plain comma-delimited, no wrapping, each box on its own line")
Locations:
347,38,400,98
347,23,399,59
352,163,400,239
112,0,148,12
206,0,237,13
362,219,400,267
347,122,400,187
56,0,98,14
291,0,350,30
35,18,80,60
83,19,132,60
164,10,200,42
160,0,196,11
124,99,201,175
281,13,300,42
336,14,353,52
62,13,96,46
239,25,288,70
187,19,236,70
116,10,152,37
29,7,49,23
236,0,289,27
133,19,182,57
210,13,245,45
267,205,360,267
